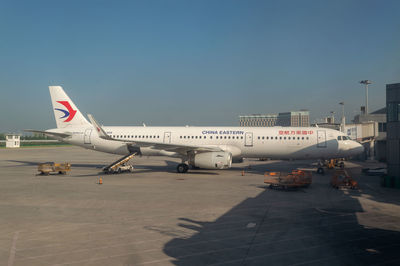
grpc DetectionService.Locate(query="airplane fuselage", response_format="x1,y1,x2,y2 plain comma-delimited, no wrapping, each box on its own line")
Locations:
49,126,363,160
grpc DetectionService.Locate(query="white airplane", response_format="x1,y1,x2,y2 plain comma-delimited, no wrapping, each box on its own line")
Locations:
27,86,364,173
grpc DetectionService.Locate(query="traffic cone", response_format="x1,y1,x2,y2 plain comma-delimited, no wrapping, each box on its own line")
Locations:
241,170,245,176
99,177,103,185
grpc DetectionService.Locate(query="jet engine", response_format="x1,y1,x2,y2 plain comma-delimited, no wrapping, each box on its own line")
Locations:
189,151,232,169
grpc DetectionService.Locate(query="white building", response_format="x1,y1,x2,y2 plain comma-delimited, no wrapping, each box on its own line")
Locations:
6,134,20,148
239,111,310,127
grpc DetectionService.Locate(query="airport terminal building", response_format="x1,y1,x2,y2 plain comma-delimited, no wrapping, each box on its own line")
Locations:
239,111,310,127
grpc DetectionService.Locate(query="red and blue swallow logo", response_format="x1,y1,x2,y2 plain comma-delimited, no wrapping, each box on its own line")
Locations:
55,101,77,122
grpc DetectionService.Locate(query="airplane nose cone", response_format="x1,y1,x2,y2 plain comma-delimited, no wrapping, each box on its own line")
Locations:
353,143,364,155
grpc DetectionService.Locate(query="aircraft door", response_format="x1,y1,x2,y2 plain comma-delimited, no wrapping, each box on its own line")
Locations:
164,132,171,144
317,130,327,148
84,129,92,144
245,132,253,147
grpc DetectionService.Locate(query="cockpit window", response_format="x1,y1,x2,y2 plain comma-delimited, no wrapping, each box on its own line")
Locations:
337,136,342,140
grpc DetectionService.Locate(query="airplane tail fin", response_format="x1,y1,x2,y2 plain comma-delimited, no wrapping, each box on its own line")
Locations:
49,86,90,128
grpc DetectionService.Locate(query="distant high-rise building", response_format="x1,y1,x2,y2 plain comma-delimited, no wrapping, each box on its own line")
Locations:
239,114,278,127
239,111,309,127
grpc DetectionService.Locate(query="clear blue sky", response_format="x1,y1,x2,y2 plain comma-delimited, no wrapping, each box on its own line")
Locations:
0,0,399,132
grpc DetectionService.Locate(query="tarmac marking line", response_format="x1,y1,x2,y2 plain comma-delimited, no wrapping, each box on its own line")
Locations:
7,231,19,266
17,210,355,246
16,215,367,256
15,223,385,263
16,216,354,254
207,232,398,266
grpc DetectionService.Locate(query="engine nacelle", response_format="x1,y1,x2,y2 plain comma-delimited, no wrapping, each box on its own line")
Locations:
189,152,232,169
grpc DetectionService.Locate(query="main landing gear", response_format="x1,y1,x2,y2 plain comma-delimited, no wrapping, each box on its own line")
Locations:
177,163,189,173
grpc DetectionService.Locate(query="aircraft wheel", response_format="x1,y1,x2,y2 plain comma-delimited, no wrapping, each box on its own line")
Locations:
177,163,189,173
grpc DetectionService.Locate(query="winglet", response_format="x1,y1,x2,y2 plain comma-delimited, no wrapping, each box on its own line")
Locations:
87,114,112,140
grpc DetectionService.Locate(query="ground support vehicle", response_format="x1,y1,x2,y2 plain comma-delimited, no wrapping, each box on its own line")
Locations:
38,162,71,175
331,169,358,189
103,153,136,174
264,170,312,190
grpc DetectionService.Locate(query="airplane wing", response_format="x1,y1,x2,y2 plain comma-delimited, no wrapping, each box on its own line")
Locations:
24,129,72,138
87,114,223,154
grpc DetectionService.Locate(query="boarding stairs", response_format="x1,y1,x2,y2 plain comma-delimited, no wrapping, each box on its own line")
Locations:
103,153,136,174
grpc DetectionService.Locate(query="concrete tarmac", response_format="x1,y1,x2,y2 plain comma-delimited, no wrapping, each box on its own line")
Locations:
0,146,399,266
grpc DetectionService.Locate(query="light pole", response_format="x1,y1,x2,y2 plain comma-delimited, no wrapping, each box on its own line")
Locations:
359,80,372,114
339,102,345,132
330,111,335,124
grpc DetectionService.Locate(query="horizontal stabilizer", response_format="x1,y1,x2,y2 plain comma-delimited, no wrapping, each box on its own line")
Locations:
24,129,71,138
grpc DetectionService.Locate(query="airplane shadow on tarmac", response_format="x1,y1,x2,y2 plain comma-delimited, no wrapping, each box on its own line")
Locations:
6,160,106,169
7,159,221,175
160,162,400,266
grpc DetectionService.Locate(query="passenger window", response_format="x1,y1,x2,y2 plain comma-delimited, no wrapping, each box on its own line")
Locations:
297,137,300,140
258,136,260,140
195,136,198,139
266,137,269,140
199,136,202,139
280,137,282,140
302,137,304,140
210,136,213,139
204,136,206,139
288,137,291,140
184,136,186,139
284,137,286,140
224,136,227,139
241,136,243,139
306,137,309,140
